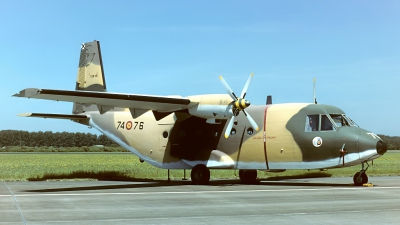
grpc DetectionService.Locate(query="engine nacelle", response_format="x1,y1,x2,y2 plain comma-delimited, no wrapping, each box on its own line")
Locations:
187,94,233,123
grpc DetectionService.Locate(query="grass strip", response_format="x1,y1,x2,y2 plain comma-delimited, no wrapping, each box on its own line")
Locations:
0,151,399,181
0,146,128,152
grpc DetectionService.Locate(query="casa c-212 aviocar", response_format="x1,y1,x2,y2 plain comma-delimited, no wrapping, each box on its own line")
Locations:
14,40,388,186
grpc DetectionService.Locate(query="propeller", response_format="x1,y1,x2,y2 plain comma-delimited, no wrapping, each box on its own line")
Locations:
219,73,259,138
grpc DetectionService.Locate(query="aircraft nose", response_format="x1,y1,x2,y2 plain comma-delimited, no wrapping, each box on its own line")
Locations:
376,140,388,155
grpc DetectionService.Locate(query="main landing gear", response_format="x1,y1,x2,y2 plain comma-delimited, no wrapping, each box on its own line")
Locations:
239,169,257,184
190,166,259,185
353,161,369,186
191,164,210,185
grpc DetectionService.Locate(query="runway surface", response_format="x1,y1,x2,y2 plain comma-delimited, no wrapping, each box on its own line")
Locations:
1,177,400,224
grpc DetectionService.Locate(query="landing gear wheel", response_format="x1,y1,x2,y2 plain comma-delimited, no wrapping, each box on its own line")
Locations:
239,169,257,184
353,172,368,186
191,164,210,185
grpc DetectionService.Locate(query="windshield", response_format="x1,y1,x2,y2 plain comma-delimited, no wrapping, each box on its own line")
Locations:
305,114,356,132
330,114,352,127
321,115,335,131
344,115,359,127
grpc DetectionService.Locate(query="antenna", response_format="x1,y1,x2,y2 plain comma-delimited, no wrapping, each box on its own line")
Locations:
266,95,272,105
313,78,317,104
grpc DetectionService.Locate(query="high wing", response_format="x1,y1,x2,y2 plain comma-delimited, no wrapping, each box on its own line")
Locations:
13,88,194,117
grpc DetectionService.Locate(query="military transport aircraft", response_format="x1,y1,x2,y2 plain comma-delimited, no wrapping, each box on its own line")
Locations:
14,40,388,186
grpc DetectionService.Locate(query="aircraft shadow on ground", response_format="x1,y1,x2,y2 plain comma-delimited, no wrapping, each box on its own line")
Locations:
25,171,354,193
258,172,355,187
25,181,188,192
25,170,191,192
27,170,148,182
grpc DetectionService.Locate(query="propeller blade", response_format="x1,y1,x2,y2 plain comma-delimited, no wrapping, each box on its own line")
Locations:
224,116,235,138
219,76,238,100
244,110,259,131
240,73,254,99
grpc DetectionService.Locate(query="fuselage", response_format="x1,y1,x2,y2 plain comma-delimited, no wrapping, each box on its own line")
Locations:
84,97,387,171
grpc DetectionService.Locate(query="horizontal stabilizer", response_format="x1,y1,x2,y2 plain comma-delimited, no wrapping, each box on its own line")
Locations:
14,88,192,113
18,113,89,121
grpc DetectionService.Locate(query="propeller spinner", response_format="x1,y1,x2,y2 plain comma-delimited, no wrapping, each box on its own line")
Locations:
219,73,259,138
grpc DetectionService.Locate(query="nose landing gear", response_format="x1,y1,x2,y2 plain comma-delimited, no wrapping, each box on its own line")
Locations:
353,161,370,186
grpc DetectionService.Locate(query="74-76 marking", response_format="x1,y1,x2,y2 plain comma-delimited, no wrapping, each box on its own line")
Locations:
117,121,144,130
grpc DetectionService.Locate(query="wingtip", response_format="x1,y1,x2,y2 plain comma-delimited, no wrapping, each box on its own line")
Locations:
17,113,32,117
255,127,260,132
12,88,41,98
224,134,229,138
219,75,223,80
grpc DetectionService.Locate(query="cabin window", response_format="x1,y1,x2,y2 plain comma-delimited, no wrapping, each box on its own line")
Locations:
247,128,254,135
321,115,335,131
305,115,319,132
162,131,169,138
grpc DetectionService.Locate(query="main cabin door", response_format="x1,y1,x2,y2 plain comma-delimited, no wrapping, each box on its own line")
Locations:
234,105,269,170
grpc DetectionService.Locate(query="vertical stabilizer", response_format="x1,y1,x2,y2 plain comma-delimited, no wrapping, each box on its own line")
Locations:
73,40,107,114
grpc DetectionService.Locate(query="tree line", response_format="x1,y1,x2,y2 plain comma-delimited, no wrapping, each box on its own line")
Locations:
0,130,116,147
378,135,400,150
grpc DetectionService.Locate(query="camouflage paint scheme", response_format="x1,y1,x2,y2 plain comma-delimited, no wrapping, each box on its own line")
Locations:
14,41,387,184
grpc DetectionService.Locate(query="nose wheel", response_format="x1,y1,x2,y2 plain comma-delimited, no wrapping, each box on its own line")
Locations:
353,172,368,186
353,162,369,186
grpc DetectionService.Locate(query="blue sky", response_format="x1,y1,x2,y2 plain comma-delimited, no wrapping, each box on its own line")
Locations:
1,1,399,136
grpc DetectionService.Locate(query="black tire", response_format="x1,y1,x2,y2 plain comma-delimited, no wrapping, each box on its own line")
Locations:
353,172,368,186
239,169,257,184
191,164,210,185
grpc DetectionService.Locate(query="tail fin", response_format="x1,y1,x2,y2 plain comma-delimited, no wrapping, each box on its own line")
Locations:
73,40,107,114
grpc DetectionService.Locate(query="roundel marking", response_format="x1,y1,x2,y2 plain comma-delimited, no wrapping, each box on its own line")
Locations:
126,121,133,130
312,136,323,147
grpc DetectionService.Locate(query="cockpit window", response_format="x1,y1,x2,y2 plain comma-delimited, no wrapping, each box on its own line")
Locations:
305,115,319,132
344,115,359,127
305,114,353,131
330,114,344,127
330,114,351,127
321,115,335,131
